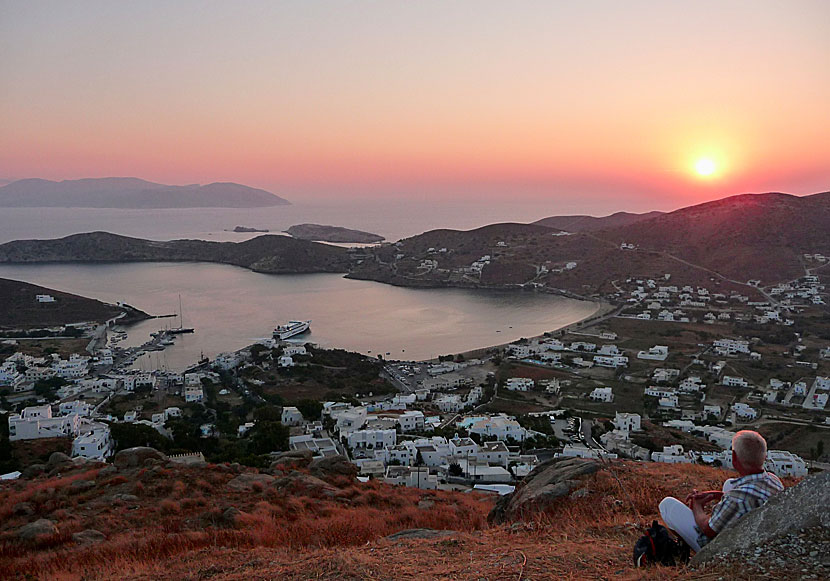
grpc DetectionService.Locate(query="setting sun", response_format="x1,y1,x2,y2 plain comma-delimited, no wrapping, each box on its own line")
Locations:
695,158,717,177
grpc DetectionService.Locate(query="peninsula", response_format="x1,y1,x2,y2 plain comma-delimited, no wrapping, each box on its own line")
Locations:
285,223,385,243
0,232,352,275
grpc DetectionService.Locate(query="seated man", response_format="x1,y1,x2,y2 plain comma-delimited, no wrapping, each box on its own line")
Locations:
658,430,783,552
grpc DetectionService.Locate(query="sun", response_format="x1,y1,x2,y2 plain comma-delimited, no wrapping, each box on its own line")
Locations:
695,158,716,177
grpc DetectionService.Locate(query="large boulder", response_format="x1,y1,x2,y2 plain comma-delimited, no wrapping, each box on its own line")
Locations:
17,519,58,540
488,457,600,524
386,529,457,541
308,455,358,480
72,529,106,545
268,450,314,472
692,472,830,568
274,471,342,497
226,473,275,491
47,452,72,468
113,447,168,469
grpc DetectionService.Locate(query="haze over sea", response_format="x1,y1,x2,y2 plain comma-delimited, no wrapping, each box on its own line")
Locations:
0,200,598,369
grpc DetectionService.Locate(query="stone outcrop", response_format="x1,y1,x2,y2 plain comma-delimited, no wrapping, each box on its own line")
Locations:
269,450,314,472
72,529,105,545
692,472,830,567
488,457,600,524
226,473,275,491
386,528,457,541
308,455,358,481
17,519,58,540
113,447,168,468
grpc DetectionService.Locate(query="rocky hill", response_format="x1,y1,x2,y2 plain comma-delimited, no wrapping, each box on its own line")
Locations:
0,232,352,275
1,449,821,580
350,191,830,293
285,224,385,243
533,210,664,232
0,178,290,208
0,278,147,330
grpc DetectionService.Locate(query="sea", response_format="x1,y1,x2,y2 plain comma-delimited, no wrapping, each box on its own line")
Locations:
0,200,598,370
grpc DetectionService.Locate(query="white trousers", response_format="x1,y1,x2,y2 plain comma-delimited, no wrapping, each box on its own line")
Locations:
658,497,702,552
659,479,735,553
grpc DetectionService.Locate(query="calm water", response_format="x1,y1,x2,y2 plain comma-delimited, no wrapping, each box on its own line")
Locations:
0,262,597,370
0,199,570,245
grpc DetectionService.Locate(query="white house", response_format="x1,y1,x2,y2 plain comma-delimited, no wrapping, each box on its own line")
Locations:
347,429,396,453
466,416,528,441
59,400,93,417
589,387,614,403
638,346,669,361
505,377,534,391
384,466,437,489
652,445,692,464
8,406,82,441
593,354,629,368
722,376,749,388
184,384,204,403
731,402,758,420
765,450,808,477
281,406,304,426
71,423,113,461
396,410,425,432
679,377,705,392
612,412,641,432
714,338,751,356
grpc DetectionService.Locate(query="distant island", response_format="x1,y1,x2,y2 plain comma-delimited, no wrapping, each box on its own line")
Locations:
285,223,385,243
0,177,290,208
228,226,270,233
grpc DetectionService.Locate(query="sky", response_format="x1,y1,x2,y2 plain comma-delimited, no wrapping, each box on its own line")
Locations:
1,1,828,212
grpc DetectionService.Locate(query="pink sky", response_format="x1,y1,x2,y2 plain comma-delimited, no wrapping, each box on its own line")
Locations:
1,1,828,212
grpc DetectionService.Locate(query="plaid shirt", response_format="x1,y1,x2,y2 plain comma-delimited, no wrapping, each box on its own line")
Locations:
698,472,784,547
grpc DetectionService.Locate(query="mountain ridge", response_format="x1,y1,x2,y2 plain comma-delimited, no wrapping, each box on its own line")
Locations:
0,177,290,208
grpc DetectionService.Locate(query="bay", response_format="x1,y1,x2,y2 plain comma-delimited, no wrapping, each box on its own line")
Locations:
0,262,598,371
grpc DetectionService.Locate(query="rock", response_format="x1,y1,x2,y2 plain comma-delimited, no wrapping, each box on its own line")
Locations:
17,519,58,540
70,480,96,493
97,466,118,478
386,528,457,541
488,457,600,524
418,499,435,510
226,473,275,491
22,464,46,479
222,507,242,526
113,493,140,505
113,447,168,469
274,471,340,495
308,455,358,481
268,450,314,472
693,472,830,567
72,529,105,545
13,502,35,516
47,452,72,467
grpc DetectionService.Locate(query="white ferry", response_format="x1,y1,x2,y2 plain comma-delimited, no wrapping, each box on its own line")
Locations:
273,320,311,340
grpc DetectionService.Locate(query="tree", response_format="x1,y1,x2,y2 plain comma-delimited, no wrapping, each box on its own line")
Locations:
109,422,170,452
246,421,289,455
296,399,323,421
253,405,282,422
448,462,463,477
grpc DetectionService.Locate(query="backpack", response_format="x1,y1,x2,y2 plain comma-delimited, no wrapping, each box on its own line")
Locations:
633,520,690,567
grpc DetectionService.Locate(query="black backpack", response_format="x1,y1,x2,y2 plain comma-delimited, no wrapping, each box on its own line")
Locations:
633,520,690,567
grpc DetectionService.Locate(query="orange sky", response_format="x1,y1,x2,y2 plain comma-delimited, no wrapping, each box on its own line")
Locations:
1,1,828,211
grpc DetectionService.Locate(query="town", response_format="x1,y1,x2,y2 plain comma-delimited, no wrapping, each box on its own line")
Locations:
2,268,828,491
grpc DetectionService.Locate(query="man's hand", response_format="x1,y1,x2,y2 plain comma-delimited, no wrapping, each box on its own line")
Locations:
685,489,723,507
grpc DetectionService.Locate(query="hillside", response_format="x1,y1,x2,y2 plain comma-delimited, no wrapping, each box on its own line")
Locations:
598,191,830,282
0,451,812,580
349,191,830,293
0,178,290,208
533,210,664,232
0,278,144,330
0,232,352,275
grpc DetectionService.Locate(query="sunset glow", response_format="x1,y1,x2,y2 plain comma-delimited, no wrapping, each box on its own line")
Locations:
1,1,828,212
695,159,717,178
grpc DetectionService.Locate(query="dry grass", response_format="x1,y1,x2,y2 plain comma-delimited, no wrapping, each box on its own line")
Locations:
0,459,794,580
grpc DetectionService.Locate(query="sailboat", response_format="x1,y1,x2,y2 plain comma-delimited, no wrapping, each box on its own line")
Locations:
168,294,195,334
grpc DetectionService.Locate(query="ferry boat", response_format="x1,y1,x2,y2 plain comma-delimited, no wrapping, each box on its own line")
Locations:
273,320,311,340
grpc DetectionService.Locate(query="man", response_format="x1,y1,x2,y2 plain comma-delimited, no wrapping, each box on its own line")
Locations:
658,430,784,552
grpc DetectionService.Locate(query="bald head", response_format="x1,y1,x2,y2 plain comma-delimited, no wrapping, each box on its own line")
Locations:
732,430,767,470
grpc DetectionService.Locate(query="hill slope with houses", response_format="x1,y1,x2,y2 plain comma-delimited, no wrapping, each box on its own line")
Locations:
348,191,830,295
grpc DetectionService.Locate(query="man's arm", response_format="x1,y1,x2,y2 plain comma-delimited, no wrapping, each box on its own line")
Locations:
690,497,718,539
